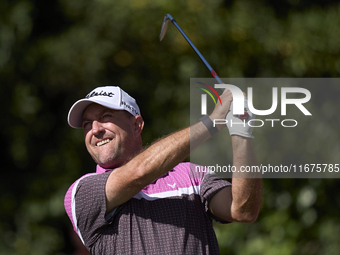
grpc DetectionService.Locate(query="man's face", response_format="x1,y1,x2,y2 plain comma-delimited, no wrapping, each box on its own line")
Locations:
82,103,139,169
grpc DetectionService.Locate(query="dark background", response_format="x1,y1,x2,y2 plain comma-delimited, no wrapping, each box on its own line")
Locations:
1,0,340,254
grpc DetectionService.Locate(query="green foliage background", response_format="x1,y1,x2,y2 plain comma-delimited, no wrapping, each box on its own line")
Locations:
1,0,340,254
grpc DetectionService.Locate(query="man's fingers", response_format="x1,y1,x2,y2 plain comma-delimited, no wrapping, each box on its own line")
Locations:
220,88,233,103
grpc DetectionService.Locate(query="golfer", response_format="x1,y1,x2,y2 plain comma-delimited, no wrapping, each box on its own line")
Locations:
64,86,262,254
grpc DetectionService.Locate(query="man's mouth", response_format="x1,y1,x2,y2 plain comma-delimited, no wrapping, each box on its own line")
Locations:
96,139,112,147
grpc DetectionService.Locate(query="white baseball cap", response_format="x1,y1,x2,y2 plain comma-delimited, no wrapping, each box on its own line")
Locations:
67,86,141,128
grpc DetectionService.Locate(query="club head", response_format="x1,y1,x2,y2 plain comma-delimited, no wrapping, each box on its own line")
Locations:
159,15,170,41
159,14,175,41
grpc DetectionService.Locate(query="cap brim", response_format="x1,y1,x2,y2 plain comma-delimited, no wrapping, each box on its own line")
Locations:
67,98,125,128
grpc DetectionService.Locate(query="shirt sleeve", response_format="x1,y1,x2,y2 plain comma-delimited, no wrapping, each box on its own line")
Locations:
200,170,231,223
66,171,112,248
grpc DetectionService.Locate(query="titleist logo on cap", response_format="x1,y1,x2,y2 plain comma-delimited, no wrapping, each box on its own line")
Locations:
85,91,114,99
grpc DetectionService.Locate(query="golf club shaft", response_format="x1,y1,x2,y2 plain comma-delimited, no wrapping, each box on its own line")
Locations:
166,14,223,84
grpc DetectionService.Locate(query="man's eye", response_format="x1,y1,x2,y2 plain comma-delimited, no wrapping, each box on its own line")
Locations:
82,122,91,129
103,114,112,119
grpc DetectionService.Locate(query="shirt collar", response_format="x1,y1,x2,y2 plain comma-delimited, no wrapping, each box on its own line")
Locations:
96,164,113,174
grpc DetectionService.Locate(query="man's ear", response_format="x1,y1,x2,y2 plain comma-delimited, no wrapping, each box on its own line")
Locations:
133,115,144,137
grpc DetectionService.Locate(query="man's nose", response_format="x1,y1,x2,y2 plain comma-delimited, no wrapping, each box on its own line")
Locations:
92,120,104,135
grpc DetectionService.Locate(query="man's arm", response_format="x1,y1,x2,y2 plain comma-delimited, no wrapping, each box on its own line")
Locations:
105,124,206,212
209,136,262,223
105,89,234,213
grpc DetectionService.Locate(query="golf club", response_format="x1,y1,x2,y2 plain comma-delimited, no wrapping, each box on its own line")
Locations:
159,14,223,85
159,15,250,120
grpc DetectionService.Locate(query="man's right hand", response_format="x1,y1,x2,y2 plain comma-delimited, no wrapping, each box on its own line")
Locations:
209,88,233,131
